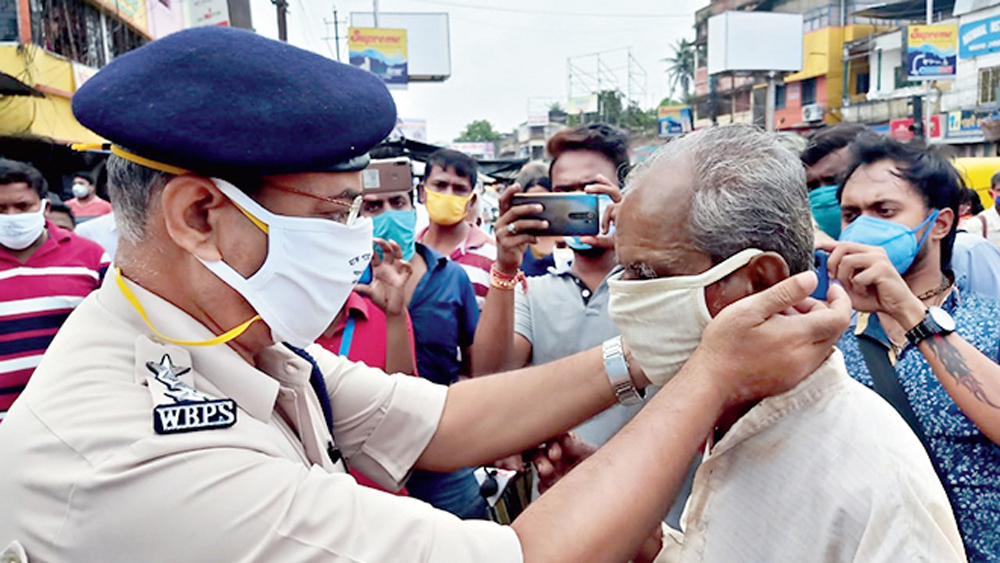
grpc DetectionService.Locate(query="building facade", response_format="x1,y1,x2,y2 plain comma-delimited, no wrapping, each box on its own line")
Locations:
0,0,246,143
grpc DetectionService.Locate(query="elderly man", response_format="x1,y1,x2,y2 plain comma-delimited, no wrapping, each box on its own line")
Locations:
0,28,848,563
609,125,965,562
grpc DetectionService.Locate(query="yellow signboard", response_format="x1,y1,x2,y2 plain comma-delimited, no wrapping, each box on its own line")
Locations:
348,27,408,88
907,24,958,80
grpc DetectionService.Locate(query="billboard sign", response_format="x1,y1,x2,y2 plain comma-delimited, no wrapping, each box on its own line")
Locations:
959,15,1000,59
948,109,984,137
349,27,408,88
185,0,231,27
657,106,693,138
448,142,494,160
707,12,803,75
890,115,942,141
567,94,599,114
907,24,957,80
350,13,450,81
394,118,427,142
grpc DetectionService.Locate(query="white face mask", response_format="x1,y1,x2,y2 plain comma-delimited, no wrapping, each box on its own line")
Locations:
0,201,47,251
607,248,763,387
71,182,91,199
199,179,373,348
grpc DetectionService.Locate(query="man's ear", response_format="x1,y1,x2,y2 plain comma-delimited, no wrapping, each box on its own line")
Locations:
746,252,791,293
930,207,955,241
416,184,425,204
159,176,230,262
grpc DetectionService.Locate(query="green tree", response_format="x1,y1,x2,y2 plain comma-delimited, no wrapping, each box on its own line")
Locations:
662,38,695,103
597,90,624,125
455,119,501,142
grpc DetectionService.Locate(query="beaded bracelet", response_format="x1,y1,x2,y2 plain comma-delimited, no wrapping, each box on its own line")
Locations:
490,263,528,292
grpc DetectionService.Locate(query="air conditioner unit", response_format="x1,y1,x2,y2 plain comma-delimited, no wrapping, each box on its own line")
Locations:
802,104,824,123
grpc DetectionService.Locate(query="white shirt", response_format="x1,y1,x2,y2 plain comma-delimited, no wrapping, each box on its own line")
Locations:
74,211,118,259
655,350,966,563
972,206,1000,250
0,274,523,563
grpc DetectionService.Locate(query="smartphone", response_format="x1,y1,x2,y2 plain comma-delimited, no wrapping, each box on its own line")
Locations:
812,249,830,300
511,192,600,236
361,157,413,193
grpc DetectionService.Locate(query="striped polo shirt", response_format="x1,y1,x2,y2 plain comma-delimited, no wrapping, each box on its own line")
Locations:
0,222,109,421
418,224,495,309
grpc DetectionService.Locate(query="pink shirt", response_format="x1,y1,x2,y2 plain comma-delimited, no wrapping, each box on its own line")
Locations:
315,291,419,495
67,197,113,221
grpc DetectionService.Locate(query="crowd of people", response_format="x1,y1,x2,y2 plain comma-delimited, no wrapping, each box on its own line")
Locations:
1,25,999,563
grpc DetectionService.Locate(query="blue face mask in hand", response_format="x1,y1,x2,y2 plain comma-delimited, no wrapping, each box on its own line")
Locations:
809,184,842,239
839,209,941,274
372,209,417,260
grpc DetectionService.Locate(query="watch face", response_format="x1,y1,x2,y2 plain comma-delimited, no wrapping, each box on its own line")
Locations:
928,307,956,333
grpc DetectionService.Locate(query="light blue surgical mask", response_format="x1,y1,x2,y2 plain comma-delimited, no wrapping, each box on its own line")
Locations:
372,209,416,260
809,184,842,239
839,209,940,274
563,194,615,252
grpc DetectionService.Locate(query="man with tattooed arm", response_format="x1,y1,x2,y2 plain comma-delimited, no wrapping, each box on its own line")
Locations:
826,133,1000,562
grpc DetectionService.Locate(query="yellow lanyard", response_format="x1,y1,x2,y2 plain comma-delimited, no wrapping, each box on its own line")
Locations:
115,267,261,347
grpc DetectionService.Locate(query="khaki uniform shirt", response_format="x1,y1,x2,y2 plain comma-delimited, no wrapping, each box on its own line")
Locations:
0,275,523,562
654,350,966,563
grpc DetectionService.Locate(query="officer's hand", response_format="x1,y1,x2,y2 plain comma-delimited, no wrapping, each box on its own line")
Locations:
819,240,926,329
355,238,413,316
692,271,852,410
494,183,547,275
531,432,597,494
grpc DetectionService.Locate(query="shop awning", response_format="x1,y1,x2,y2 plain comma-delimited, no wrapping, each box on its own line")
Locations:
0,71,44,98
854,0,956,20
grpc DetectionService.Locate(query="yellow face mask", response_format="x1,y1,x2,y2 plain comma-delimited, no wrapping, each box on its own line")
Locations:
424,189,472,226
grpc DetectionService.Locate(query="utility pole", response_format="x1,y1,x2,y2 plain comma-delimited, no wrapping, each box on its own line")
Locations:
373,0,380,27
273,0,289,41
323,6,343,61
333,8,341,61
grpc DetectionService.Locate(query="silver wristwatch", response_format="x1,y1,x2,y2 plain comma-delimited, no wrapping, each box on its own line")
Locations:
603,336,643,406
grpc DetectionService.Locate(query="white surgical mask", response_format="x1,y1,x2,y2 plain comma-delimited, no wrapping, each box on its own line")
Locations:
607,248,763,387
0,201,47,251
199,179,373,348
71,182,90,199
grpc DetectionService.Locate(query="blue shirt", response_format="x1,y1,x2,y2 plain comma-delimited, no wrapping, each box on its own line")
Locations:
838,289,1000,562
405,243,486,519
952,231,1000,300
408,243,479,386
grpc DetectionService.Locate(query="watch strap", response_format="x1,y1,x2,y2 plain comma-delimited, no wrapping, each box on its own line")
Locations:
603,336,643,406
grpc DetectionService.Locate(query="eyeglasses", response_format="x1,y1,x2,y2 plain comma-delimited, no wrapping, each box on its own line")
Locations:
265,182,363,224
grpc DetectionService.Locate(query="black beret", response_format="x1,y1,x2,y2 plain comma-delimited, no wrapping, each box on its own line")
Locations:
72,27,397,177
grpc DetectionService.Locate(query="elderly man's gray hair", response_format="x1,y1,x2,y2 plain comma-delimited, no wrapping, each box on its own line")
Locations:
628,125,814,274
106,155,175,244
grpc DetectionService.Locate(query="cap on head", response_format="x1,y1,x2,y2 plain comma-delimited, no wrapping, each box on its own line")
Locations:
72,27,397,177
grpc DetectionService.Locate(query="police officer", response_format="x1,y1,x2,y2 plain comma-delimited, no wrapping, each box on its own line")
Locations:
0,27,850,562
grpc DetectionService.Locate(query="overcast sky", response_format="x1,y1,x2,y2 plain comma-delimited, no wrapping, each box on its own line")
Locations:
247,0,705,144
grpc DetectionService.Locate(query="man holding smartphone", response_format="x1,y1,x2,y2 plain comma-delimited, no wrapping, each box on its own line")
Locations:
472,124,640,445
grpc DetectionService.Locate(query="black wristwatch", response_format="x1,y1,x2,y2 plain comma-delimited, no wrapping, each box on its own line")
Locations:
905,306,956,346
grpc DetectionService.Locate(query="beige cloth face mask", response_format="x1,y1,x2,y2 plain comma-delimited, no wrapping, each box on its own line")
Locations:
607,248,764,387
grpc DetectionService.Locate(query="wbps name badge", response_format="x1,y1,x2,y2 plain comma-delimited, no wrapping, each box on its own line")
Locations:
154,399,237,435
142,349,238,435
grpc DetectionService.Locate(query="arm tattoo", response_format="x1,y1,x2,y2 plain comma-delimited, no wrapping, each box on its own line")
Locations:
925,335,1000,409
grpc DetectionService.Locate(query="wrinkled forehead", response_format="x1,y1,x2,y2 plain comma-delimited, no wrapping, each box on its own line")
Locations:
616,160,711,277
